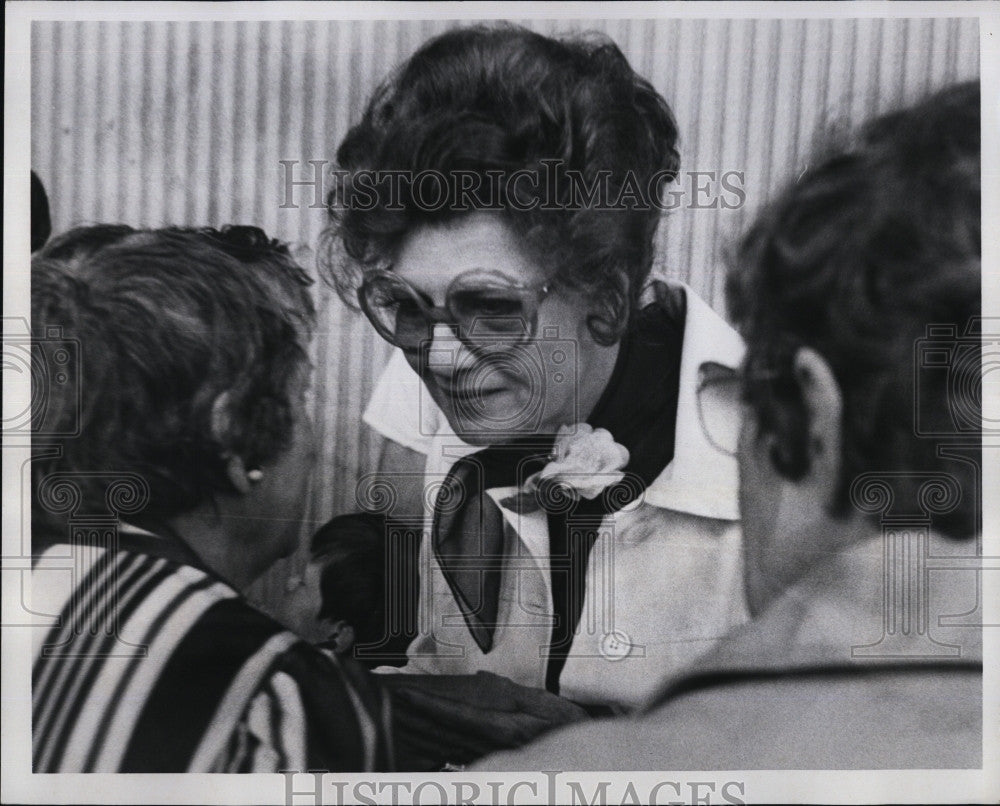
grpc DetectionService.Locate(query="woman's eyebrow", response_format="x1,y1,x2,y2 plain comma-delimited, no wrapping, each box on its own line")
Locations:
453,267,531,286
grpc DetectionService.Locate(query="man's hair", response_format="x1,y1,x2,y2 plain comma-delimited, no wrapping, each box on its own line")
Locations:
726,81,981,539
31,225,315,529
322,24,680,344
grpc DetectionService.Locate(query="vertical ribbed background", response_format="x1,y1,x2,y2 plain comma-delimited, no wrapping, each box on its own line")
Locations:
31,17,980,613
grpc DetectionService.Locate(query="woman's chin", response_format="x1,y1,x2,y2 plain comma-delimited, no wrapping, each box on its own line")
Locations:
439,392,545,443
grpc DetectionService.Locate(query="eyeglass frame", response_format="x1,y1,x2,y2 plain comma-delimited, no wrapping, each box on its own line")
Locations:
357,267,555,352
696,360,785,457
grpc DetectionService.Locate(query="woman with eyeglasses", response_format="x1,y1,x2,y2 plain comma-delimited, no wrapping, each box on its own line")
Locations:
323,25,748,725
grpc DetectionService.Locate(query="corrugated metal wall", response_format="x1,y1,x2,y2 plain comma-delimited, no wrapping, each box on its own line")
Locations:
30,17,980,613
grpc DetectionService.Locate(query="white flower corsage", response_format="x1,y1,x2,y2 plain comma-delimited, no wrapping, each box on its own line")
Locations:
500,424,630,514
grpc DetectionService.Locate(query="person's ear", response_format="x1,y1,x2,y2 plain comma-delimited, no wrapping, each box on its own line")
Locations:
791,346,843,508
329,620,355,656
583,272,631,344
212,391,255,495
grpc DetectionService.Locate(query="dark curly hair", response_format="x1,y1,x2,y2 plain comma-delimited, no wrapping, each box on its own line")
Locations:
321,24,680,345
31,225,316,529
726,81,981,540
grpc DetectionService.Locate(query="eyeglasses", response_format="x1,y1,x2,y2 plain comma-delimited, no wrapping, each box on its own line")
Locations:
358,268,553,352
696,361,782,457
697,362,742,457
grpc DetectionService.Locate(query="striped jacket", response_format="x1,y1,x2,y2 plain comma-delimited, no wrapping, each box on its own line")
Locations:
32,527,392,773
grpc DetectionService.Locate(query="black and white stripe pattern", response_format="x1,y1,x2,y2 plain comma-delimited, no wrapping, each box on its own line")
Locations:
32,540,387,772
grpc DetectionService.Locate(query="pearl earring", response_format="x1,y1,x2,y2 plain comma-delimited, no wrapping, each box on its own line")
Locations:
247,469,264,483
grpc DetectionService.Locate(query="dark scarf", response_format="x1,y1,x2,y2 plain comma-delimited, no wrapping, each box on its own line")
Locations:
432,282,686,693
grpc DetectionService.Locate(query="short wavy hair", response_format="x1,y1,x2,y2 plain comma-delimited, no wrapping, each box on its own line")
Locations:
726,81,981,540
31,225,315,530
322,24,680,344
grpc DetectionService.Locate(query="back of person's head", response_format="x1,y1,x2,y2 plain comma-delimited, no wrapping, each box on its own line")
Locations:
325,24,680,344
726,81,980,540
310,513,388,648
31,225,315,531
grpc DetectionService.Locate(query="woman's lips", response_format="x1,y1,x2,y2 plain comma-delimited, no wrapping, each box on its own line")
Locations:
437,384,506,401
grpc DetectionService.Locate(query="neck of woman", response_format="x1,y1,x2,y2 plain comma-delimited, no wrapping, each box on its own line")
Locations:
165,507,271,592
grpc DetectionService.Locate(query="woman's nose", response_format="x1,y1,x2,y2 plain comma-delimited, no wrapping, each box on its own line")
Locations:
425,322,475,379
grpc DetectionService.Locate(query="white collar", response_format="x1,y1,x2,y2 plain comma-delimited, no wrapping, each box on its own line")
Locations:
641,282,744,521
